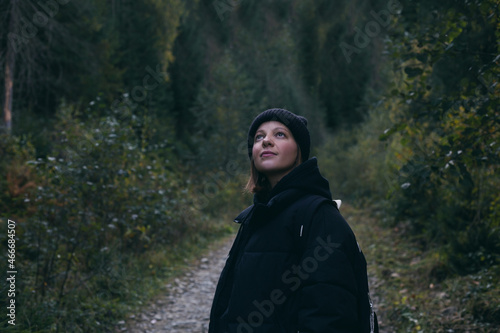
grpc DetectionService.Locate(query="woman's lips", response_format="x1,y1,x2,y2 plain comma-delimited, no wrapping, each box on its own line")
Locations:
261,151,276,157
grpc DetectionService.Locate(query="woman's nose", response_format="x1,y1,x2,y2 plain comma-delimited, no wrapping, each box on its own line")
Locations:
262,137,273,147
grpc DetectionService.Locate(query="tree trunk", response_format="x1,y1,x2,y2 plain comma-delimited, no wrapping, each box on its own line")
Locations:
3,0,17,134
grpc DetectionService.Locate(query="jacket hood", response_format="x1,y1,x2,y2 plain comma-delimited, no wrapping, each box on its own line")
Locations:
254,157,332,209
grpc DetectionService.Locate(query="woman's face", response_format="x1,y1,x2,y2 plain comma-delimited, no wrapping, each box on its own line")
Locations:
252,121,298,185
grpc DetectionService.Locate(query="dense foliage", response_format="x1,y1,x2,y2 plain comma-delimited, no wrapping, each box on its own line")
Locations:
0,0,498,331
384,0,499,274
325,0,499,271
318,2,499,326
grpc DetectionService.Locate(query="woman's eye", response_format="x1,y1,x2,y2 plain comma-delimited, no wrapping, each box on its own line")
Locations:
276,132,285,138
255,134,264,141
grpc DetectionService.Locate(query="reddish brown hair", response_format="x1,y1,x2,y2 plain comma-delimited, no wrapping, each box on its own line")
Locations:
244,148,302,194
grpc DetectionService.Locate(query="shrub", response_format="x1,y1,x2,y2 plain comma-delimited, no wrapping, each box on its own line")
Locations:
0,103,213,331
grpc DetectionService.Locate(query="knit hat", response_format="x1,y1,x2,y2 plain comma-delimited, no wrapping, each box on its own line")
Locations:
247,108,310,161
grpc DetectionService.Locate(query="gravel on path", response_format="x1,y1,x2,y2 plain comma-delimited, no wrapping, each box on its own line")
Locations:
122,235,235,333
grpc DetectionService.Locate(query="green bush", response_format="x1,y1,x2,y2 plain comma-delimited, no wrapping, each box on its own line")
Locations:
321,0,500,276
0,103,223,331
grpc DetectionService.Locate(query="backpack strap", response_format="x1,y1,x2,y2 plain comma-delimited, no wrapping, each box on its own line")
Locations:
295,195,339,254
294,197,378,332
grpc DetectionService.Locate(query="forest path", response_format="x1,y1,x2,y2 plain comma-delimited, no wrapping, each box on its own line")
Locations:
122,228,391,333
123,236,234,333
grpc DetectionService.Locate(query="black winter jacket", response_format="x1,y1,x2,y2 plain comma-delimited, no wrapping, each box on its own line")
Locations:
209,158,377,333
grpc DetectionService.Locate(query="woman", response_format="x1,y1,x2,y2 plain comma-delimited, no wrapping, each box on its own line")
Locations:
209,108,378,333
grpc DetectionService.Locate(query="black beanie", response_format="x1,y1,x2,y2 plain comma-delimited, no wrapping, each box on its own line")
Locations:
247,108,310,161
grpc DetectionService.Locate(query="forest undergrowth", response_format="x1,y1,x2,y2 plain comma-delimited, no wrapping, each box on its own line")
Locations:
344,203,500,333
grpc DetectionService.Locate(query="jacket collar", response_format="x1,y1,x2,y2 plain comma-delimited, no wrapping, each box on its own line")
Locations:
234,157,332,224
234,205,254,224
254,157,332,207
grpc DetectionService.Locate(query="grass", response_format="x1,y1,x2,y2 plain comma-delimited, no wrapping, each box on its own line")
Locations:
0,216,236,333
107,220,236,331
341,203,500,333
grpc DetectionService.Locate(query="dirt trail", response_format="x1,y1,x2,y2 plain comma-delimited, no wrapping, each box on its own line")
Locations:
122,234,389,333
122,236,234,333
